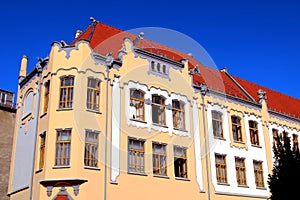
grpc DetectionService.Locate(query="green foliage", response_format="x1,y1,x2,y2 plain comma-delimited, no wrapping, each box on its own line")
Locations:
268,133,300,200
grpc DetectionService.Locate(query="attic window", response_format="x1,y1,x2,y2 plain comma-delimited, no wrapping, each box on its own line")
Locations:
150,61,168,75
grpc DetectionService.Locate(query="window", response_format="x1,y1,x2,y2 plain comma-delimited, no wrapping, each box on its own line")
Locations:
157,63,161,72
162,65,166,74
174,146,187,178
55,129,71,166
152,95,166,125
253,160,264,187
0,92,5,104
235,157,247,185
249,120,259,145
232,116,242,142
128,138,145,173
39,133,46,169
293,134,299,152
59,76,74,109
272,129,279,145
212,111,223,138
129,89,145,121
172,100,185,130
215,154,227,183
84,130,99,167
153,143,167,176
43,81,50,113
151,61,155,71
87,78,100,111
24,91,33,117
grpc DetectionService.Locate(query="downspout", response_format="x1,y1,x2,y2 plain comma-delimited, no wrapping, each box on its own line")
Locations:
29,63,43,200
104,67,110,200
200,84,210,200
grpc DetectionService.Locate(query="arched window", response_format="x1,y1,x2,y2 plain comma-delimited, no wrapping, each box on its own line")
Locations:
162,65,166,74
212,111,223,138
172,100,185,129
129,89,145,121
151,61,155,71
152,95,165,125
156,63,161,72
24,91,34,117
231,116,242,142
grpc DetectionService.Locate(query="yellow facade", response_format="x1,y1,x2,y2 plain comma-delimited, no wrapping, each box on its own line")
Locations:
8,21,300,200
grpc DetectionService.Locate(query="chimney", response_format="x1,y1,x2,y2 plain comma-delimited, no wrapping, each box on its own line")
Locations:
75,30,82,38
19,55,28,82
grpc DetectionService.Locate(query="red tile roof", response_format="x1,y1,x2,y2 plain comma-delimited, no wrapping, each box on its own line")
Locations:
72,21,300,120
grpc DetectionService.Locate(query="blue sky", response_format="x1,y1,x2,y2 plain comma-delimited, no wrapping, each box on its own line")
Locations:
1,0,300,99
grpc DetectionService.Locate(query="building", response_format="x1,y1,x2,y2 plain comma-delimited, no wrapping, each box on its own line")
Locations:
8,19,300,200
0,89,16,200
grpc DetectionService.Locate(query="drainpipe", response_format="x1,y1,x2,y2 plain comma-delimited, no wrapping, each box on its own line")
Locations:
29,61,43,200
200,83,210,200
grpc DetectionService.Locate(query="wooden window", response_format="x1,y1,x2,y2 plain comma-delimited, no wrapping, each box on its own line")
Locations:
212,111,223,138
232,116,242,142
55,129,71,166
174,146,187,178
215,154,227,183
59,76,74,109
84,130,99,167
253,160,264,187
152,95,166,125
43,81,50,113
235,157,247,185
293,134,299,152
272,129,279,145
152,143,167,176
128,138,145,173
86,78,100,111
129,89,145,121
249,120,259,145
172,100,185,130
39,133,46,169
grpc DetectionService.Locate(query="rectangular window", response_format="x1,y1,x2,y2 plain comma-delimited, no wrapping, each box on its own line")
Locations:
128,138,145,173
293,134,299,152
84,130,99,167
235,157,247,185
55,129,71,166
59,76,74,109
43,81,50,113
39,133,46,169
272,129,279,145
152,95,166,125
130,89,145,121
172,100,185,130
87,78,100,111
253,160,264,187
215,154,227,183
232,116,242,142
212,111,223,138
152,143,167,176
249,120,259,145
174,146,187,178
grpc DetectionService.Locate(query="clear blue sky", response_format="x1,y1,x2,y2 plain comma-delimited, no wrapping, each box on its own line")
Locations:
1,0,299,99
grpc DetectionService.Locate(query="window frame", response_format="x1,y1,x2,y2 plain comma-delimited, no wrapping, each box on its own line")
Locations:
84,130,99,167
253,160,264,188
86,78,101,111
249,120,259,146
172,100,185,130
231,116,243,142
152,95,166,126
59,76,74,109
174,146,188,178
235,157,247,186
215,154,227,184
212,111,224,138
43,81,50,113
128,138,145,174
39,132,46,169
293,134,299,152
55,129,72,166
152,142,167,176
129,89,145,121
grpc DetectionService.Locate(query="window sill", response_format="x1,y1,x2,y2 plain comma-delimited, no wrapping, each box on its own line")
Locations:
128,171,148,176
217,182,230,186
152,123,168,128
35,168,43,174
238,184,249,188
56,108,73,111
214,137,226,141
256,186,267,190
86,109,102,114
130,119,147,124
233,140,245,144
251,144,262,148
153,174,169,179
40,112,47,118
22,113,32,121
175,177,190,181
173,128,188,132
52,165,70,169
84,166,101,171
